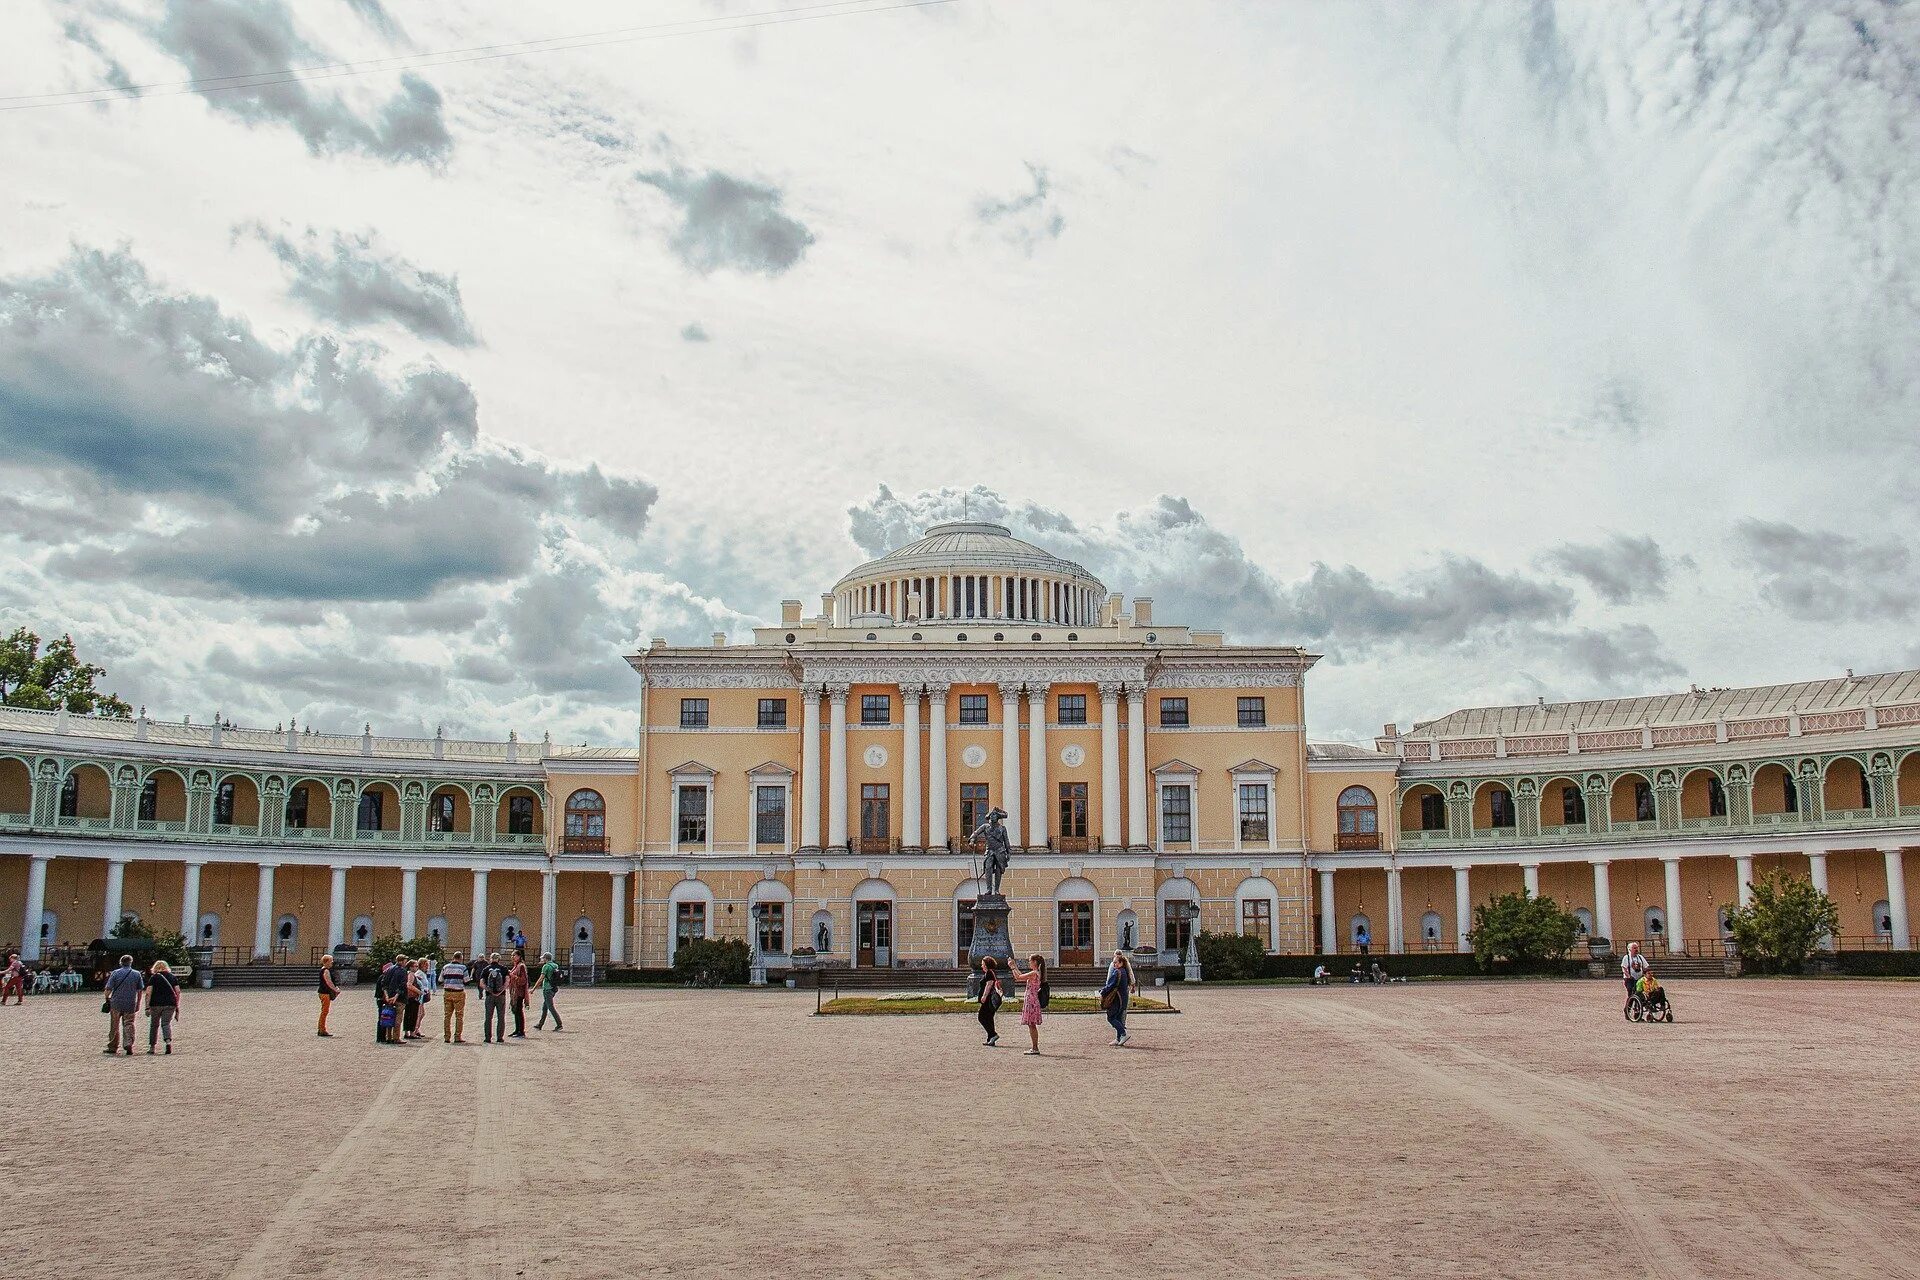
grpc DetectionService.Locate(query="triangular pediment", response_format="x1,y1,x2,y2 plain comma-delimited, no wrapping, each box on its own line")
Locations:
746,761,796,776
666,760,716,777
1229,758,1280,774
1151,758,1201,776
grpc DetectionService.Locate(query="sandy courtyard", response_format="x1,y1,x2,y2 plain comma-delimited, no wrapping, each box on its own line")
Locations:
4,978,1917,1279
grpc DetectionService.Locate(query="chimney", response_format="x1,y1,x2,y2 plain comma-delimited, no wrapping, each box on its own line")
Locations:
1133,597,1154,626
1106,593,1123,626
649,637,667,651
711,632,727,648
820,593,835,623
781,599,802,627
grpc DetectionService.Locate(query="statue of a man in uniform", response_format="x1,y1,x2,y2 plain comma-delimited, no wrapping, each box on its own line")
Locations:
968,806,1013,897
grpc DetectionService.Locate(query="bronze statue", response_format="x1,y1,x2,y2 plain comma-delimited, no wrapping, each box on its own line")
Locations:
968,807,1012,897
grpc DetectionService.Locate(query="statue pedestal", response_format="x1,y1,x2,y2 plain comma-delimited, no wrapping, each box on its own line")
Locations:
966,893,1016,997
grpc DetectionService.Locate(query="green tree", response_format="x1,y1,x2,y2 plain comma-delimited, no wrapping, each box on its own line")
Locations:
0,628,133,717
1467,891,1581,971
366,933,445,967
1195,930,1266,980
672,937,749,987
1727,869,1839,974
107,915,189,966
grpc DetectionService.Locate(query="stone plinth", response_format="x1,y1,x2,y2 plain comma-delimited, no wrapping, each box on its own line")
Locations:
965,893,1016,997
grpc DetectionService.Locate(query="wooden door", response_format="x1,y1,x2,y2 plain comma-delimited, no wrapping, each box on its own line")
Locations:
1057,900,1093,965
857,901,892,967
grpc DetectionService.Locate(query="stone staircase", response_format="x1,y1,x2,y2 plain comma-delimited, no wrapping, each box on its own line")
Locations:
210,963,328,990
809,965,1114,992
1644,952,1736,980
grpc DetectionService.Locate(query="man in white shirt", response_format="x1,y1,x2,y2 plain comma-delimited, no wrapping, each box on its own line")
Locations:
1621,941,1650,1012
439,951,468,1044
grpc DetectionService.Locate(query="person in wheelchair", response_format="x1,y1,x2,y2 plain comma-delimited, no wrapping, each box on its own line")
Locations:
1636,973,1670,1018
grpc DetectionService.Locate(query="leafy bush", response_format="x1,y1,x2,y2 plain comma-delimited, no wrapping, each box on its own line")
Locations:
1728,871,1839,974
1195,930,1266,980
108,916,189,966
672,938,750,987
1832,950,1920,978
1468,892,1581,971
365,933,445,968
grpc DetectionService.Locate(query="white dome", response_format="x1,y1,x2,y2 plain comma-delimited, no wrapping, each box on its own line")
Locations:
837,521,1098,587
831,521,1105,627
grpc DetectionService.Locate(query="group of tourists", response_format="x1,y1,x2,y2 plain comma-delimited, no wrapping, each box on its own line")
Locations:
338,948,565,1045
97,954,182,1055
973,950,1138,1054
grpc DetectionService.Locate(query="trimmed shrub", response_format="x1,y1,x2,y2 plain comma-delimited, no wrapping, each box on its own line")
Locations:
108,916,189,967
365,933,445,968
671,938,750,987
1832,950,1920,978
1195,930,1266,981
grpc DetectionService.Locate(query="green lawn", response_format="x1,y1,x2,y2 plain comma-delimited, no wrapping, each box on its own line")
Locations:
818,993,1175,1016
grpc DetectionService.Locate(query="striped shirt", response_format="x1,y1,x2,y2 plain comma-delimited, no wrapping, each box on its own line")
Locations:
439,962,468,992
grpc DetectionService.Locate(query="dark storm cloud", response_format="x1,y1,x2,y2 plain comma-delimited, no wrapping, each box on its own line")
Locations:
245,225,478,345
975,163,1065,253
150,0,450,165
1734,519,1915,622
1540,534,1688,605
636,168,814,275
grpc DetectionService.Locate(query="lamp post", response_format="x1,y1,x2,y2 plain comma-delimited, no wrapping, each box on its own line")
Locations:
1183,901,1203,982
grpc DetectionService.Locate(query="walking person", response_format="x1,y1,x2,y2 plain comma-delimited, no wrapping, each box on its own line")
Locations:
145,959,180,1054
480,952,507,1044
1005,953,1047,1056
507,952,530,1038
1622,941,1650,1015
316,954,340,1037
3,952,26,1004
102,953,144,1056
533,953,563,1031
1099,950,1134,1047
439,950,468,1043
976,957,1002,1047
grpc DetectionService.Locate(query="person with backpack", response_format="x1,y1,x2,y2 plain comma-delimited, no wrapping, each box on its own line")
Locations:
1099,950,1133,1047
102,953,144,1056
479,952,508,1043
145,959,181,1054
533,952,563,1031
1005,953,1047,1055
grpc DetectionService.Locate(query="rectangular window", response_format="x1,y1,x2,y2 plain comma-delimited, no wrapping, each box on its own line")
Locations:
860,783,890,843
1859,770,1873,811
757,697,787,728
138,779,157,822
1161,784,1192,843
676,901,705,951
1058,782,1088,839
861,694,891,725
214,781,235,827
679,698,709,728
59,775,78,818
1164,901,1194,954
507,794,534,836
957,900,975,955
960,784,990,838
357,790,383,832
677,785,708,845
1489,789,1515,829
755,785,786,846
1420,792,1445,831
1158,697,1189,727
285,784,308,830
1241,898,1272,949
958,693,989,725
1634,779,1655,823
1783,773,1799,813
1057,693,1087,725
1708,775,1728,819
756,902,785,955
1561,785,1584,827
429,793,454,833
1238,783,1270,843
1237,696,1266,727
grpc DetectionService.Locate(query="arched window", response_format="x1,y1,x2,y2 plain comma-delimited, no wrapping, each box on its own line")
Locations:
356,789,384,832
1572,907,1594,937
275,914,298,953
285,784,311,830
1337,786,1378,849
1874,899,1893,939
1420,910,1443,949
351,915,373,946
1644,906,1666,946
214,781,236,826
429,792,456,832
565,788,607,852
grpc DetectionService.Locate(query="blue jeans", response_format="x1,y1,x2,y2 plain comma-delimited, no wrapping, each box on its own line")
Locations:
1105,993,1128,1039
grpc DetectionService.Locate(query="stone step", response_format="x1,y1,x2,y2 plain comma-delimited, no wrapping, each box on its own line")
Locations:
209,965,328,989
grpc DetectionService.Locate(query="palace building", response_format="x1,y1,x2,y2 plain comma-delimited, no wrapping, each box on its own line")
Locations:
1,520,1915,970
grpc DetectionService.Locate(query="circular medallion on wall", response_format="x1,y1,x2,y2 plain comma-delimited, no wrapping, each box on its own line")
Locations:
863,744,889,768
961,744,988,769
1060,744,1086,768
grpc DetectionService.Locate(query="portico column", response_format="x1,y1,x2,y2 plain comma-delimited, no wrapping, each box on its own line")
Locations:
1808,851,1832,950
1522,863,1540,898
800,687,822,851
1099,683,1122,850
1453,864,1472,953
252,862,277,959
826,684,850,851
22,855,50,962
540,868,558,953
400,865,420,939
1125,684,1148,849
470,868,490,954
327,864,349,950
902,685,923,851
1662,857,1685,953
1592,860,1613,941
103,858,127,938
609,871,628,964
1027,683,1049,848
180,861,204,940
1882,848,1910,949
999,684,1023,841
1385,866,1404,954
1318,867,1337,955
1735,855,1755,909
926,684,949,850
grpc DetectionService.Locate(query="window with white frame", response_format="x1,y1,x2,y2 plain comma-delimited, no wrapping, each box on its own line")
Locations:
755,785,786,846
677,785,708,845
1161,785,1192,843
1237,782,1269,842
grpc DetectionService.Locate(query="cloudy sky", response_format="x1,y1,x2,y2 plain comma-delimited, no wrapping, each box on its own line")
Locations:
2,0,1915,746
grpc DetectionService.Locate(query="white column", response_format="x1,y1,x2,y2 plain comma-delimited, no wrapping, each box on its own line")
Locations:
902,685,923,850
102,858,126,938
1522,863,1540,897
999,684,1022,841
22,855,49,962
1027,683,1049,848
1808,849,1830,895
252,862,277,959
1099,683,1122,850
1592,860,1613,940
827,685,850,850
1662,857,1684,953
540,869,557,953
1318,867,1337,954
1883,848,1910,949
1453,864,1472,953
1735,855,1755,909
400,865,420,939
610,871,628,964
1386,866,1404,954
327,864,349,950
926,685,949,850
180,861,204,940
800,687,822,850
1126,685,1148,848
470,868,490,954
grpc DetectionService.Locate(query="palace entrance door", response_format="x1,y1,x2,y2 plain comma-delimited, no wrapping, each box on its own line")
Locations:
856,900,893,967
1057,900,1093,966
